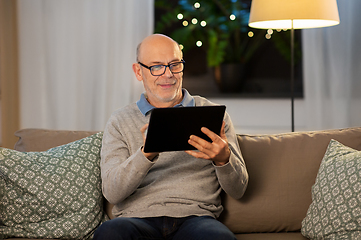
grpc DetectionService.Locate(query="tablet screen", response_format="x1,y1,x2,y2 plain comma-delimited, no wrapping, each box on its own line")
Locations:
143,105,226,153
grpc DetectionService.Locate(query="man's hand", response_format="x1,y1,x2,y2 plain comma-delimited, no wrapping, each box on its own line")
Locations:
140,124,159,161
185,121,231,166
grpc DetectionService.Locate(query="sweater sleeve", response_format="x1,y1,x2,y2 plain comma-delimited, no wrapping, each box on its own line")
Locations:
214,112,249,199
100,114,154,205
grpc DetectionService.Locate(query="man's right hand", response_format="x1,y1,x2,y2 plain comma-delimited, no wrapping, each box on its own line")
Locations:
140,124,159,161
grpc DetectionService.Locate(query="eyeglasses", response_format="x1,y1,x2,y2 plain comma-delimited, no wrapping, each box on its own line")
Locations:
138,60,185,76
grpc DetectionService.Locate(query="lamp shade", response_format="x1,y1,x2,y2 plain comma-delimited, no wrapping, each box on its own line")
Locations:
249,0,340,29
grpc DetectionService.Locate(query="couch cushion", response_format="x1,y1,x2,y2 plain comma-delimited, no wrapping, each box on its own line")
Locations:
301,140,361,239
0,132,107,239
235,232,307,240
14,129,100,152
219,127,361,233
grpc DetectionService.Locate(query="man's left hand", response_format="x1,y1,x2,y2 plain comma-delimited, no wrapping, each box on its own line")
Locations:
185,121,230,166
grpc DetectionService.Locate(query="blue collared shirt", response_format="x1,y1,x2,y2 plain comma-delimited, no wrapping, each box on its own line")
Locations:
137,89,195,116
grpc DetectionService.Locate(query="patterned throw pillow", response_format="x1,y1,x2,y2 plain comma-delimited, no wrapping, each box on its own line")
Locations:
0,132,107,239
301,139,361,239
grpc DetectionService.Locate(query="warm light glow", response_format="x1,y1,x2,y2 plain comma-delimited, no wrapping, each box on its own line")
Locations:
200,21,207,27
248,31,254,37
230,14,236,21
250,19,340,29
182,21,188,27
192,18,198,24
196,41,202,47
177,13,183,20
179,44,184,50
267,29,273,35
194,2,200,9
248,0,340,29
265,33,272,39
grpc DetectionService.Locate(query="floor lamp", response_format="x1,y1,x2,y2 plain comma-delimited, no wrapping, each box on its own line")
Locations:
248,0,340,132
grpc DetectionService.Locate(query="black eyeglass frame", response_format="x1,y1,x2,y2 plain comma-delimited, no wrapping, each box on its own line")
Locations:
138,59,185,76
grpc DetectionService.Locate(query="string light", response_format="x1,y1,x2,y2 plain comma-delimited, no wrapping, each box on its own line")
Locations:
248,31,254,37
183,21,188,27
230,14,236,21
200,21,207,27
194,2,200,8
267,29,273,35
192,18,198,24
196,41,202,47
177,13,183,20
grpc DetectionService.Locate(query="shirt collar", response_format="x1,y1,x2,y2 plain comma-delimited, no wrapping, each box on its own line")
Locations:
137,89,195,116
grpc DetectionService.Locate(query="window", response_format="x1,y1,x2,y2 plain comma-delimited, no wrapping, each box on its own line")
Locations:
154,0,303,98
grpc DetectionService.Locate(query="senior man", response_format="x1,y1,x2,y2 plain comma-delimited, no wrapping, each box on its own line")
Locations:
94,34,248,240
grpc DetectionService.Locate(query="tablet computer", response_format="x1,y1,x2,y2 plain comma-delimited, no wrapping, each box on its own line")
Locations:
143,105,226,153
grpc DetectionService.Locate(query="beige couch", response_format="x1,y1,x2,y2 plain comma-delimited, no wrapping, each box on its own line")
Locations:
7,126,361,240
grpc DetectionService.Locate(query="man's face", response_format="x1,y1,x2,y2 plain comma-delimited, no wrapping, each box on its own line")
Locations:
134,35,184,108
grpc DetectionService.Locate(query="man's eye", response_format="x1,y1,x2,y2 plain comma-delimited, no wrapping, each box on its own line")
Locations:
171,63,181,67
170,62,182,70
151,65,164,71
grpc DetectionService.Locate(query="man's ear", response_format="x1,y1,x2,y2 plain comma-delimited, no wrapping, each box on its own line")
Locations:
132,63,143,82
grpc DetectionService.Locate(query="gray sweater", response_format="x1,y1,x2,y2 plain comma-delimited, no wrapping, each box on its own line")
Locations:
100,96,248,219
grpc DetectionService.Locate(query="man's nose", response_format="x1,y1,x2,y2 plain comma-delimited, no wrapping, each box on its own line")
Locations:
163,66,173,77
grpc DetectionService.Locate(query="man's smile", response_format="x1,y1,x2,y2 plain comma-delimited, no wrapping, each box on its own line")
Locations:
157,81,177,88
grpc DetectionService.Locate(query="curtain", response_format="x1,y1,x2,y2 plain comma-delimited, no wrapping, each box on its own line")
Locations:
302,0,361,130
17,0,154,131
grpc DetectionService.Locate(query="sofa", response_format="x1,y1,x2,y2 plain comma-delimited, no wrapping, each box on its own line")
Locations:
1,126,361,239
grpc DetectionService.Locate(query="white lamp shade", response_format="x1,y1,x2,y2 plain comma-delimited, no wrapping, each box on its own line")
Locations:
249,0,340,29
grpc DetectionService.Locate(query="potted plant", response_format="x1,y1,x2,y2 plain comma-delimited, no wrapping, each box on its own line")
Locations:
155,0,265,92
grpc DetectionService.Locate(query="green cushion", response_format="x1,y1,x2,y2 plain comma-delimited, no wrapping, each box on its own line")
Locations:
0,132,107,239
302,139,361,239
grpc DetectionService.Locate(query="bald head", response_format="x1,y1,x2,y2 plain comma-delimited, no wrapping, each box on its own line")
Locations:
136,34,182,62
